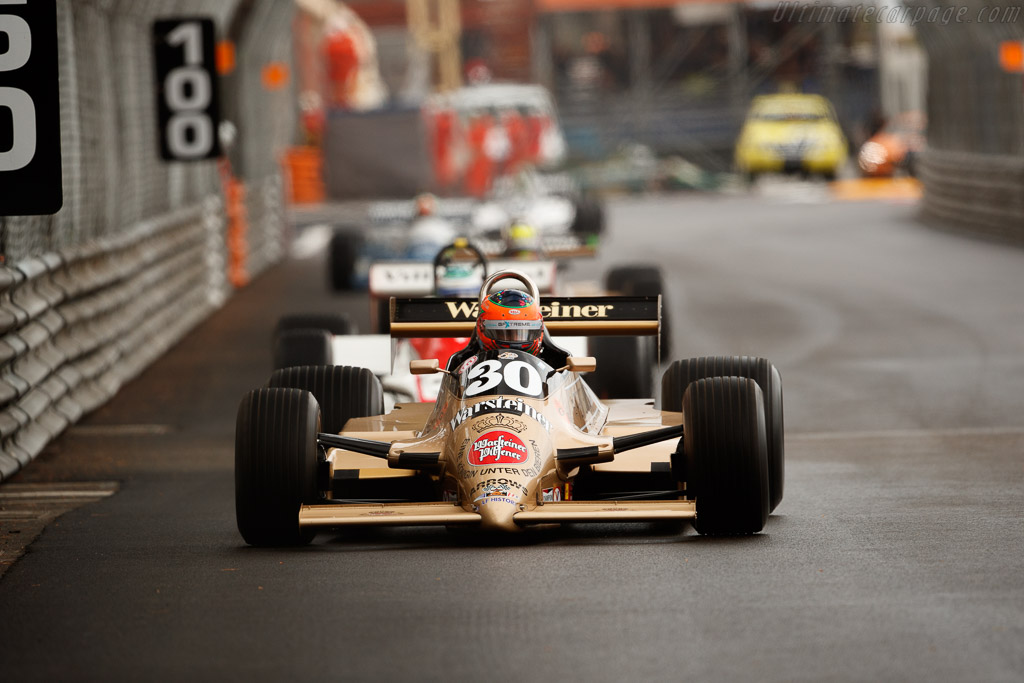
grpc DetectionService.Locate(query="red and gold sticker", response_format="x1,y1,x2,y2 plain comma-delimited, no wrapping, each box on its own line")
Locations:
468,430,529,466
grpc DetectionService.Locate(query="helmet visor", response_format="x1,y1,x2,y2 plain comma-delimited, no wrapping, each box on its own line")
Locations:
482,319,542,345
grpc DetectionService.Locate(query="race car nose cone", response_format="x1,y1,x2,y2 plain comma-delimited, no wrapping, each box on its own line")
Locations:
474,497,521,532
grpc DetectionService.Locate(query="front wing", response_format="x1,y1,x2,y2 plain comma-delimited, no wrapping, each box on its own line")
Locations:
298,500,695,528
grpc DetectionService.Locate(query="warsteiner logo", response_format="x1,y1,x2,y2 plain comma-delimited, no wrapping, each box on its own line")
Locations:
444,301,615,320
469,430,529,466
449,397,552,433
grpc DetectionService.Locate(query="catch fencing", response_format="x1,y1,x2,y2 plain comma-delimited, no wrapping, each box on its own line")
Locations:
0,0,296,481
908,0,1024,241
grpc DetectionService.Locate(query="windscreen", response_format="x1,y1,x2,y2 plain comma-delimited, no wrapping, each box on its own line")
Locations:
418,349,581,437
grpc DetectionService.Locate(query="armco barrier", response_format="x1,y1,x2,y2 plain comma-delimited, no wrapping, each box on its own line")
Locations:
0,200,227,482
0,0,295,483
918,150,1024,244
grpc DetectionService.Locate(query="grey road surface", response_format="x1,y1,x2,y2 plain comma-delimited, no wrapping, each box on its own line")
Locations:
1,193,1022,682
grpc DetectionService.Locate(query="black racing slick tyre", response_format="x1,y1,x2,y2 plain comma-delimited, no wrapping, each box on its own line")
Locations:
329,228,362,291
662,356,784,512
604,265,670,359
235,388,321,546
375,297,391,334
268,365,384,434
274,313,354,338
272,329,333,370
676,377,769,535
584,335,655,399
569,196,605,238
605,265,662,296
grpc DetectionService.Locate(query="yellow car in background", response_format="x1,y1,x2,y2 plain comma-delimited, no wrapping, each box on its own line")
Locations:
735,94,848,181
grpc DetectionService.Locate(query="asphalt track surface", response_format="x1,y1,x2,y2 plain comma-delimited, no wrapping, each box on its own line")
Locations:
2,190,1023,681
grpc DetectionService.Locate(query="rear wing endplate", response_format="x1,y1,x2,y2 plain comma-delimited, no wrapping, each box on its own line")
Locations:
388,296,661,338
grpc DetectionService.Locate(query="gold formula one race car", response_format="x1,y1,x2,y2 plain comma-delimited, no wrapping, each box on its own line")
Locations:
235,272,784,545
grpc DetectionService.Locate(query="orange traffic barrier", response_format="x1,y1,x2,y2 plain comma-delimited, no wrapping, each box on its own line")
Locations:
999,41,1024,73
282,146,325,204
219,163,250,288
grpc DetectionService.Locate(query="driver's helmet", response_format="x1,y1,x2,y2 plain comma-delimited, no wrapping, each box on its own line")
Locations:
476,288,544,355
414,192,437,217
437,263,483,297
502,219,541,254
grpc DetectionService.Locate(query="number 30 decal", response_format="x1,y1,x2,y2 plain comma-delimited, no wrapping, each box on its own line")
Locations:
466,359,543,397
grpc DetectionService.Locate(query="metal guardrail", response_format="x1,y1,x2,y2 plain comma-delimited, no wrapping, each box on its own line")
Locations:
919,150,1024,244
909,0,1024,242
0,200,226,481
0,0,294,482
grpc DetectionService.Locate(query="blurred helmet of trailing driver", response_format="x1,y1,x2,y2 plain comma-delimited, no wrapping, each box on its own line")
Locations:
415,192,437,217
503,220,541,254
437,263,483,297
476,288,543,355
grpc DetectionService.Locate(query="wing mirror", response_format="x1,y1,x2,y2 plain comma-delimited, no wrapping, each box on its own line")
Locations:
556,356,596,374
568,356,596,373
410,359,451,376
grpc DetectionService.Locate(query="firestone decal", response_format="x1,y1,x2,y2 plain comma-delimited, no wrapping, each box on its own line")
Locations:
449,397,553,433
458,355,479,374
469,430,529,465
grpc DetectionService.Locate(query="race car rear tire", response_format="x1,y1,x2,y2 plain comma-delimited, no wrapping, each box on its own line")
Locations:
329,228,362,291
570,196,605,237
268,365,384,434
584,335,655,399
604,265,670,359
677,377,769,535
662,356,784,512
274,313,354,338
375,298,391,334
273,329,333,370
235,388,320,546
605,265,661,295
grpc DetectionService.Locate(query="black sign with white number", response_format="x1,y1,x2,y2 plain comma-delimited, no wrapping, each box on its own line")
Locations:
0,0,62,216
153,17,221,162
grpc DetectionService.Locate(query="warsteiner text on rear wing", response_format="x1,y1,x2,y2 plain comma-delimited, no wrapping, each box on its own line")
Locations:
388,296,661,337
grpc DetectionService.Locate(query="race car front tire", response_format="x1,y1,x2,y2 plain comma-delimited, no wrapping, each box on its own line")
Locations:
268,365,384,434
676,377,769,535
329,228,362,291
662,356,784,512
569,196,605,237
274,313,354,338
272,329,333,370
235,388,320,546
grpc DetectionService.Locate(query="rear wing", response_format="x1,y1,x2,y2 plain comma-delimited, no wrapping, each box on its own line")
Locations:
388,296,660,338
370,261,557,297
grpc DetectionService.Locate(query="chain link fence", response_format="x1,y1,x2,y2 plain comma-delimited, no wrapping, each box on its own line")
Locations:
909,0,1024,241
0,0,297,481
